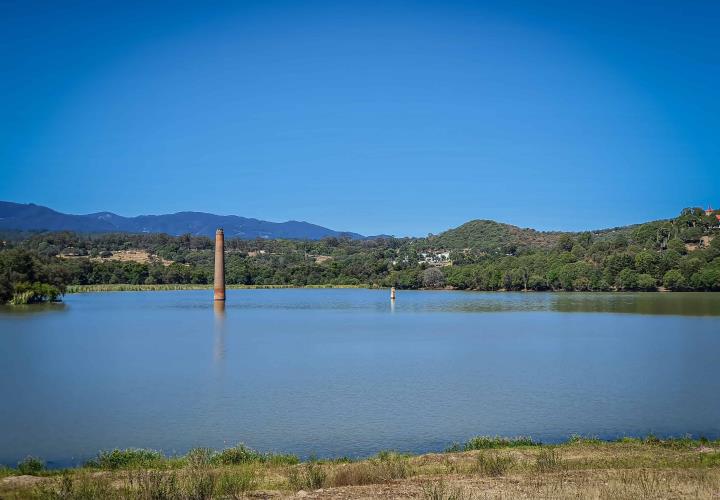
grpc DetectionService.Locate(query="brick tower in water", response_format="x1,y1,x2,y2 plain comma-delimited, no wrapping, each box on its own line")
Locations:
214,228,225,301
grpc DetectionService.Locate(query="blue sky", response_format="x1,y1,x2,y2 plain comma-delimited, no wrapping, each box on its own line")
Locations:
1,0,718,236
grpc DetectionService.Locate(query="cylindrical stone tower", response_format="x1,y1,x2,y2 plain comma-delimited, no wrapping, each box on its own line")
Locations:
214,228,225,301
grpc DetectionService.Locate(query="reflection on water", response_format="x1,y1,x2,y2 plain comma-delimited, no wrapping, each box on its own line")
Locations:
1,289,719,467
200,290,720,316
0,302,66,316
213,301,226,363
550,293,720,316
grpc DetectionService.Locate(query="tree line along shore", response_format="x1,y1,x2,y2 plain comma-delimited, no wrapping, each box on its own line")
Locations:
1,207,719,305
1,435,719,499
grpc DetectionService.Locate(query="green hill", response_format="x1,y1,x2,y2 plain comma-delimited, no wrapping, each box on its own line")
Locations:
426,219,658,254
427,220,565,253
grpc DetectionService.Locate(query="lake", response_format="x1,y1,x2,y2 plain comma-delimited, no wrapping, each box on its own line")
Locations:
1,289,719,467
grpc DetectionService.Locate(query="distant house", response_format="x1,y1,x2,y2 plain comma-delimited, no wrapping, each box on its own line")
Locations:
707,206,720,225
419,250,451,266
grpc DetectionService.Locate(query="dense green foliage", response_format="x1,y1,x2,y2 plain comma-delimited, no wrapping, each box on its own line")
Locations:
0,248,66,304
1,207,718,303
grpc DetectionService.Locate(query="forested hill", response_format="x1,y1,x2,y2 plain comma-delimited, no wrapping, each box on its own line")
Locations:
427,219,643,254
1,207,719,304
429,220,564,253
0,201,365,240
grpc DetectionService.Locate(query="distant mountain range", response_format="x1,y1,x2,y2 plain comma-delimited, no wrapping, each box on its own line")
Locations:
0,201,367,240
0,200,651,247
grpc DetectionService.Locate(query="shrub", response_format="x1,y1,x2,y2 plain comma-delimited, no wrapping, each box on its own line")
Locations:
86,448,164,470
463,436,539,450
210,444,263,465
444,442,462,453
211,443,298,466
185,448,213,468
17,456,45,475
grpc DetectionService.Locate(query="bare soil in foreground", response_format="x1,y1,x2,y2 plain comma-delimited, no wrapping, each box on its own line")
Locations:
1,439,719,499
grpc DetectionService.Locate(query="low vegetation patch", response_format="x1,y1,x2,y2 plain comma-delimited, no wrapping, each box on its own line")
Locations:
84,448,164,470
474,451,515,476
16,457,45,476
422,479,474,500
210,443,298,466
535,447,564,473
329,451,411,487
462,435,540,450
288,461,327,490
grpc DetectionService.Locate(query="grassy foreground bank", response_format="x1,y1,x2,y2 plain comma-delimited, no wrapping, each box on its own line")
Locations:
2,436,719,499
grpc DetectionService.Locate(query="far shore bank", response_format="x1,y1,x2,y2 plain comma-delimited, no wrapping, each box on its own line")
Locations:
2,435,719,499
63,283,689,294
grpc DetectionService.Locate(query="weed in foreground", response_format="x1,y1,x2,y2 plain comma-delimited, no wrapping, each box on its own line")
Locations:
288,461,327,491
329,453,411,487
125,468,181,499
422,479,475,500
475,451,515,477
32,473,117,500
216,467,258,499
183,449,216,500
535,447,564,473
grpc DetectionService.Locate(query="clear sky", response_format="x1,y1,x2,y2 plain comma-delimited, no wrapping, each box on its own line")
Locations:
1,0,718,236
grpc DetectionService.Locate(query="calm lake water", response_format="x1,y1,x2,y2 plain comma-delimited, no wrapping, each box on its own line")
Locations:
1,289,720,467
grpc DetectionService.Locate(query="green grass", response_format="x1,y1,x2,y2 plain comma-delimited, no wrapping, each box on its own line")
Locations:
79,444,298,472
84,449,165,470
209,444,299,466
535,447,564,473
462,435,541,450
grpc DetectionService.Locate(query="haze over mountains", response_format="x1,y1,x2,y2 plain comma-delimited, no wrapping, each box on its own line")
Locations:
0,201,366,240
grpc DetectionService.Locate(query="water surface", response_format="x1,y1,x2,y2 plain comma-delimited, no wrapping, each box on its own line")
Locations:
1,289,719,467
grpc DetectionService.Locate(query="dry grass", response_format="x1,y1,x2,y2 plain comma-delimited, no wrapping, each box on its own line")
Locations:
1,439,719,499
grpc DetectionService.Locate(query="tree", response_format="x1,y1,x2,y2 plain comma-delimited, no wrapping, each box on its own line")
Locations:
422,267,446,289
557,234,574,252
636,274,657,291
634,251,658,276
663,269,686,291
616,268,639,291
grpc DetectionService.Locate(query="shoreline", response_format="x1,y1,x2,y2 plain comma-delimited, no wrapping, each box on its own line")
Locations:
2,435,719,498
63,283,695,294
